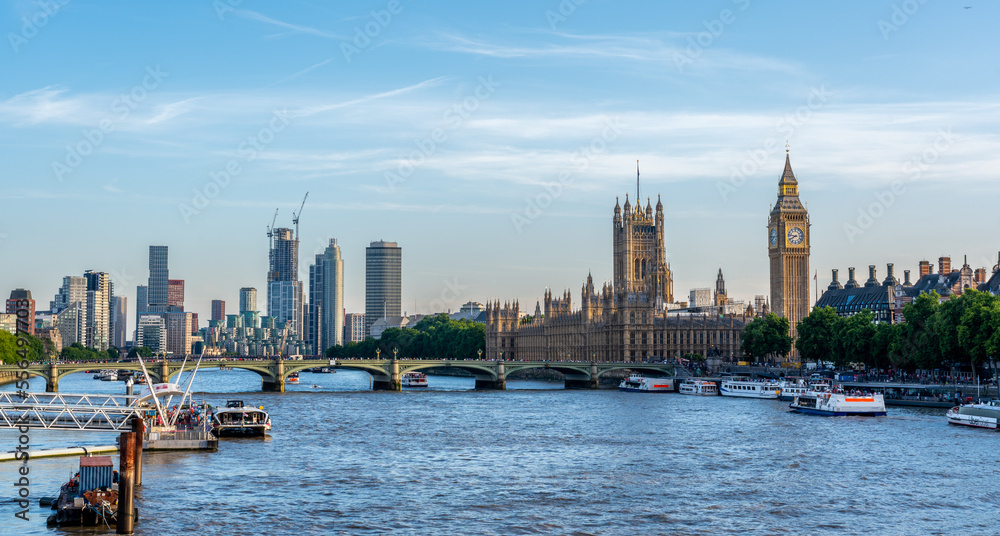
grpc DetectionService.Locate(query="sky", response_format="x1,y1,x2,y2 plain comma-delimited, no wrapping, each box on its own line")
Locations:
1,0,999,338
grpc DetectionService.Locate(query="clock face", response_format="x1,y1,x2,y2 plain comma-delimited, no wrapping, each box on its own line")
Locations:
787,227,805,245
769,228,778,246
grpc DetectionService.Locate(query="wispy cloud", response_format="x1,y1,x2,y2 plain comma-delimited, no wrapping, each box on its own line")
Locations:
0,86,93,125
147,97,203,125
269,58,334,87
291,77,449,118
235,10,342,39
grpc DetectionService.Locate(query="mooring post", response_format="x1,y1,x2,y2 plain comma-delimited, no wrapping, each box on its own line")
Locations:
117,431,136,534
590,362,600,389
131,417,144,487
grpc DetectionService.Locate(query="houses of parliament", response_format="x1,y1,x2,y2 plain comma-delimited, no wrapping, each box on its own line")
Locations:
485,152,811,363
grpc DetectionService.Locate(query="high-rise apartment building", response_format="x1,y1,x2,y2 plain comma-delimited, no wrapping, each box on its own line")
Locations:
167,279,185,312
148,246,169,312
6,289,35,336
211,300,226,322
52,276,87,314
309,239,345,355
135,285,148,343
52,276,88,347
84,271,112,350
267,228,305,339
239,287,257,313
365,241,402,337
164,312,194,356
111,296,127,349
344,313,367,344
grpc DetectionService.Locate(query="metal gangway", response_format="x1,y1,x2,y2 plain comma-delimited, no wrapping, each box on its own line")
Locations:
0,391,142,431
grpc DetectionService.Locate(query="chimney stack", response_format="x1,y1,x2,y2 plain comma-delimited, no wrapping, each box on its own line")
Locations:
919,260,931,277
883,263,898,287
845,267,859,289
865,265,879,287
829,269,843,290
939,256,952,275
904,270,912,286
975,268,987,284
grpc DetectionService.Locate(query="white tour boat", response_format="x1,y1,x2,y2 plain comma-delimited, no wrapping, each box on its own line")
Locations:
946,400,1000,429
95,370,118,381
679,379,718,396
212,400,272,437
286,372,299,384
790,389,886,417
720,378,781,399
618,375,674,393
402,372,428,387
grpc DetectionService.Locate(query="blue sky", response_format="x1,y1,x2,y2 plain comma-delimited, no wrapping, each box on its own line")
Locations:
2,0,999,337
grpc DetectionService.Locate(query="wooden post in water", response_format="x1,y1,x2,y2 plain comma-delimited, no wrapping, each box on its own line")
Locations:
117,431,136,534
131,417,144,487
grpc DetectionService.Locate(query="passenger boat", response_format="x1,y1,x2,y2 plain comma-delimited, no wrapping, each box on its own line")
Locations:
678,379,718,396
720,377,781,399
95,370,118,381
402,372,428,387
286,372,299,384
211,400,271,437
946,400,1000,429
46,456,135,527
618,374,674,393
790,389,886,416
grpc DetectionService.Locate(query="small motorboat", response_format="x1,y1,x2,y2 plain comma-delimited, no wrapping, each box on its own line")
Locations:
212,400,271,437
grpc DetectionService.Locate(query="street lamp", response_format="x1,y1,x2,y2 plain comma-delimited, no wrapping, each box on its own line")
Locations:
376,348,381,360
393,347,398,360
477,349,482,361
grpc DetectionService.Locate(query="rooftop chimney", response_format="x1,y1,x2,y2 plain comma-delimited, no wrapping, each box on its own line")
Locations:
829,269,843,291
904,270,912,286
883,263,898,287
939,256,952,275
975,268,987,284
919,260,932,278
865,265,879,288
845,267,859,289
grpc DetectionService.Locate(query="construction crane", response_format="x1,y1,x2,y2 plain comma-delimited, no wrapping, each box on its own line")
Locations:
292,192,309,241
266,208,279,250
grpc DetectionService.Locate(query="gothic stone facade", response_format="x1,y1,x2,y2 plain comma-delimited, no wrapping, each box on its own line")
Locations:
486,194,747,363
768,151,811,344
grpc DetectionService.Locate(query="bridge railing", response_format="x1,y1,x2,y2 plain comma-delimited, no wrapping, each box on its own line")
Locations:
0,391,142,431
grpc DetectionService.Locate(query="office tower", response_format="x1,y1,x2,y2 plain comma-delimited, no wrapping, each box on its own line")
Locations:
136,314,167,353
111,296,127,349
211,300,225,322
6,289,35,336
267,228,304,338
167,279,185,312
147,246,169,312
239,287,257,314
190,312,199,335
164,312,193,356
365,241,402,337
344,313,366,343
84,271,112,350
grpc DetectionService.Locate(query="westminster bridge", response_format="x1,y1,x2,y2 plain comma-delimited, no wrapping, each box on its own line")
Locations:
0,358,679,393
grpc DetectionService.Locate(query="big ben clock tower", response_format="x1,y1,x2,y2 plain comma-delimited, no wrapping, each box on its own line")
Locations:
768,145,810,349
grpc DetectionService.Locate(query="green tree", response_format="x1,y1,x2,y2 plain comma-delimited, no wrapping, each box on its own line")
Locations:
831,310,876,369
896,291,941,370
128,347,154,358
0,331,47,363
870,321,899,370
796,306,842,366
957,290,1000,371
741,313,792,362
324,314,486,360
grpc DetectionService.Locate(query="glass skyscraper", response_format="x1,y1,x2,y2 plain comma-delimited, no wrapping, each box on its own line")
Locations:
147,246,169,312
365,241,401,338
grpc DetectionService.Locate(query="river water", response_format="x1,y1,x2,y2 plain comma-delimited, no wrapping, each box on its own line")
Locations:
2,369,998,535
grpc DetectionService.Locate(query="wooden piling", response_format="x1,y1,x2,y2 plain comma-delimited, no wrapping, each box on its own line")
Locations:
116,431,136,534
131,417,143,487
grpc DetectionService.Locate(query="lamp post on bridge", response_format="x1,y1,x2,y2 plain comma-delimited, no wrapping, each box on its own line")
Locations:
478,349,482,361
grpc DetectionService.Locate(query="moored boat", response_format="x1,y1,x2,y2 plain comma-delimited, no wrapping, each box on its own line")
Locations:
402,372,428,387
618,374,674,393
679,379,718,396
790,389,886,416
720,377,781,399
46,456,135,528
287,372,299,384
211,400,271,437
946,400,1000,429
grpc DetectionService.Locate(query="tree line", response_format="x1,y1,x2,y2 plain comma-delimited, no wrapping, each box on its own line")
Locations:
326,314,486,360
